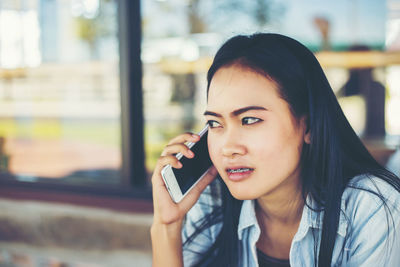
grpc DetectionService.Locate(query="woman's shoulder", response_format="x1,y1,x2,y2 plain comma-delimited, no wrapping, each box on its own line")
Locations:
341,173,400,222
338,175,400,265
345,174,400,203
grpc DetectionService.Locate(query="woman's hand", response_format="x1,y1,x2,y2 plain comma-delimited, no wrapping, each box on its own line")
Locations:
151,132,218,267
152,132,218,226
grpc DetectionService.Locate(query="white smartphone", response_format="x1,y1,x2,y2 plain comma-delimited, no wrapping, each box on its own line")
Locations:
161,125,213,203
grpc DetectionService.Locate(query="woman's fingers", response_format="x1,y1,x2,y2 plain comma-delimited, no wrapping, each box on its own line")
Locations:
154,132,200,175
152,156,181,187
167,132,199,146
161,143,195,159
158,155,182,167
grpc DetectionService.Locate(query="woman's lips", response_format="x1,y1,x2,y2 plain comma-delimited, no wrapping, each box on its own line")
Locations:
226,167,254,181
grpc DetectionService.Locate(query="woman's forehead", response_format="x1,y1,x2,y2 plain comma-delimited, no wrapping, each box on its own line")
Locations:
207,65,282,110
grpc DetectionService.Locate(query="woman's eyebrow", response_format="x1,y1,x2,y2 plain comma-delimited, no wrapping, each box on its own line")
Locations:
203,110,222,117
204,106,267,117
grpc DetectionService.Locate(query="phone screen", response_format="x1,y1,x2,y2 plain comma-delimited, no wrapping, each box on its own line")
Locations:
171,131,213,194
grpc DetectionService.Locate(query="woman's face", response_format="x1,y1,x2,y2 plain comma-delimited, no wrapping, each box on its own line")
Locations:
205,65,310,200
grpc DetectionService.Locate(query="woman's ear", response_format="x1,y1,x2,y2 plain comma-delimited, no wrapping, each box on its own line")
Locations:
304,130,311,144
300,116,311,144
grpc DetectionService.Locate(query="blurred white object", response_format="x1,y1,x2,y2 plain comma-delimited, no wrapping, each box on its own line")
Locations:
338,95,366,135
387,148,400,176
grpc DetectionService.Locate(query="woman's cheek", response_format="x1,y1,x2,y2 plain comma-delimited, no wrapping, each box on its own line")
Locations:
207,136,220,165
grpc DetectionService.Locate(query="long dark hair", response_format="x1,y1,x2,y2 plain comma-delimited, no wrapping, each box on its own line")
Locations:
184,33,400,267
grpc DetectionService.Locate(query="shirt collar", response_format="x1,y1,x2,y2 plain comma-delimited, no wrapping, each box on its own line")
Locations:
294,194,348,241
237,195,348,242
237,200,259,240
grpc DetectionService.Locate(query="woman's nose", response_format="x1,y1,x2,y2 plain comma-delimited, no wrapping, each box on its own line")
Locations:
221,132,247,158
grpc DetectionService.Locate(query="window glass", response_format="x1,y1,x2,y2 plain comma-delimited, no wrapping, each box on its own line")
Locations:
0,0,121,184
142,0,398,175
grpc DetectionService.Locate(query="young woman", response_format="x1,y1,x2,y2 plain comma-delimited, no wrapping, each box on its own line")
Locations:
151,33,400,267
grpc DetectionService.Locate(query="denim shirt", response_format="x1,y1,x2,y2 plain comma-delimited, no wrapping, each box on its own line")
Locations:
182,175,400,267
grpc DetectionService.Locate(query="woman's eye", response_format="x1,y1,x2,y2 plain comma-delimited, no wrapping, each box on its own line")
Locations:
207,120,221,128
242,117,262,125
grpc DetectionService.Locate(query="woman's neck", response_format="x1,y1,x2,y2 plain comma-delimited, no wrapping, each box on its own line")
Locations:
255,181,304,259
256,179,304,225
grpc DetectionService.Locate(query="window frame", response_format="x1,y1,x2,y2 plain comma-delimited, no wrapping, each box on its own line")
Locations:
0,0,151,207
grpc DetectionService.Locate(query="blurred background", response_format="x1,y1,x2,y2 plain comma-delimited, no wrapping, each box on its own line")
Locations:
0,0,399,266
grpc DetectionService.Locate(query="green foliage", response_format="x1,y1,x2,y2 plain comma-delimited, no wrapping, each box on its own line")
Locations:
74,0,115,58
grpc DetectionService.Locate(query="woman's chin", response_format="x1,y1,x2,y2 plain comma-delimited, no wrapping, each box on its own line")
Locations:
228,189,259,201
221,179,261,200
